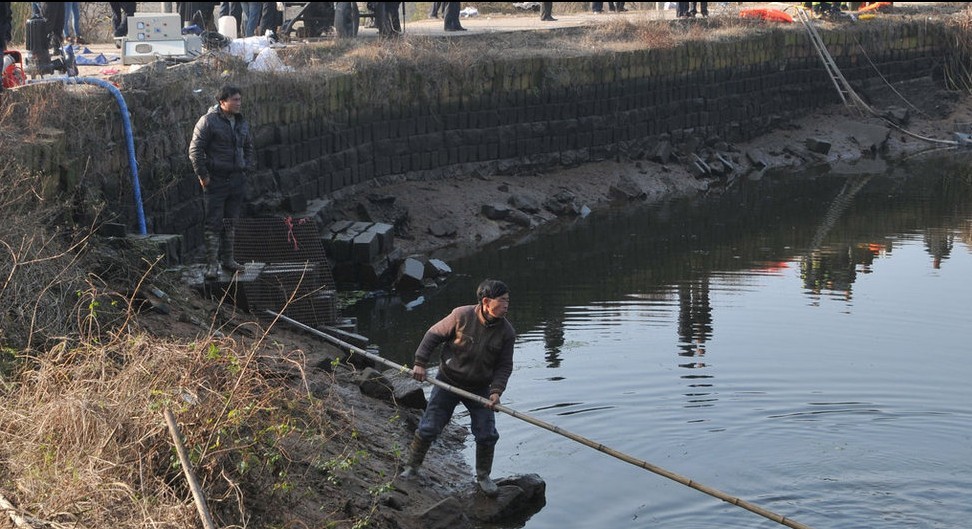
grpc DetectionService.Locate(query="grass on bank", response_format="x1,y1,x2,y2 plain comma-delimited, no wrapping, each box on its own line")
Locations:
0,168,402,528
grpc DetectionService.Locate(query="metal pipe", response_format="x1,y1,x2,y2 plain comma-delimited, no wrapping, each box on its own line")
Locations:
267,310,820,529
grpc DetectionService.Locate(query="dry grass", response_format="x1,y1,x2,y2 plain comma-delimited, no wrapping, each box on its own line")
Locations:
0,258,384,529
0,312,363,528
944,5,972,92
276,8,800,76
0,169,93,354
0,166,387,528
264,12,788,109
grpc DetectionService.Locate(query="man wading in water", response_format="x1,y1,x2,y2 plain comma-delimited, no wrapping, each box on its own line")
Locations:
400,279,515,497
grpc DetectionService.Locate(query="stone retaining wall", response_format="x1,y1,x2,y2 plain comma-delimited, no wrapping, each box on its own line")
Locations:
15,20,956,256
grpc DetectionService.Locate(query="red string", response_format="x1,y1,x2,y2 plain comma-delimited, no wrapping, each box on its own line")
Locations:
285,216,298,251
284,216,308,251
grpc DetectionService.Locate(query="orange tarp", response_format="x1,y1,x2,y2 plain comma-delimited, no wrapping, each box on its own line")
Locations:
739,8,794,23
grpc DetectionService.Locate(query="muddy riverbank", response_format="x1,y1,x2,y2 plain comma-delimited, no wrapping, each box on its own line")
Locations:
328,75,972,264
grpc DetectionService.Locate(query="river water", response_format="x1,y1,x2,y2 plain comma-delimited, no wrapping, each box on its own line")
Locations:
348,152,972,529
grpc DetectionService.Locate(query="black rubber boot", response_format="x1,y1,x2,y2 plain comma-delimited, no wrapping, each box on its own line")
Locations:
400,434,432,479
220,228,245,273
204,231,220,280
475,443,499,497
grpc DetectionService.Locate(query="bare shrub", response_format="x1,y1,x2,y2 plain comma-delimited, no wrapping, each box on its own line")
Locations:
0,313,363,528
945,5,972,92
0,168,93,353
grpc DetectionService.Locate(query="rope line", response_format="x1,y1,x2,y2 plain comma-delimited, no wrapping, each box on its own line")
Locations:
854,38,930,118
796,8,960,147
268,310,821,529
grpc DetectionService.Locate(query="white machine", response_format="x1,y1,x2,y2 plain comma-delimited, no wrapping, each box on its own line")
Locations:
120,13,202,65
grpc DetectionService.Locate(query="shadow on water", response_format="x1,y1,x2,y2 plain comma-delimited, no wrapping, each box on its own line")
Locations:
348,152,972,368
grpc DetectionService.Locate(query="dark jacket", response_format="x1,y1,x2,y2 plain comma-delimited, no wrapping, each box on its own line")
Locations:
188,104,255,180
0,2,13,49
414,304,516,396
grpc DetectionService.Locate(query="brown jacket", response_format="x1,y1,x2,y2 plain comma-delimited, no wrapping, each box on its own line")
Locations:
414,304,515,396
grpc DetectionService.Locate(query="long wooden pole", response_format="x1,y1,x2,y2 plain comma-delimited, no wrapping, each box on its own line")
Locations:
268,311,820,529
164,408,218,529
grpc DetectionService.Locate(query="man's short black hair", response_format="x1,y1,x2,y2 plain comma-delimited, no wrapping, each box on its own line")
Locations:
217,85,242,102
477,279,509,301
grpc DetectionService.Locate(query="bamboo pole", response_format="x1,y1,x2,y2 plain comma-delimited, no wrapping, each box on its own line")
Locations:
268,311,820,529
164,408,218,529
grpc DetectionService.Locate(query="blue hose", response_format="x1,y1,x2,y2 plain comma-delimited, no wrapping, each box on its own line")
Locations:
31,76,148,235
68,77,147,235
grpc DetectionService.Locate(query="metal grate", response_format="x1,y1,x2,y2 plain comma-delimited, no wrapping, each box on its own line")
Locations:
232,216,338,327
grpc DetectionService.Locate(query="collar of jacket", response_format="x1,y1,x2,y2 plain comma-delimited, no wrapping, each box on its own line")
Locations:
477,303,502,327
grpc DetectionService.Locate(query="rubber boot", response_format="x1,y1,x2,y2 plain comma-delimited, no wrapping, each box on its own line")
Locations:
400,434,431,479
220,227,245,273
204,230,220,280
475,443,499,497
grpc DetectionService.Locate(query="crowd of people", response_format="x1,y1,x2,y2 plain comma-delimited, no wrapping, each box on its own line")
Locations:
676,2,709,18
1,2,728,58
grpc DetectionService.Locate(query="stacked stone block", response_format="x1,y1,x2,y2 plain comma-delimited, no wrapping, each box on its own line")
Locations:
11,21,955,261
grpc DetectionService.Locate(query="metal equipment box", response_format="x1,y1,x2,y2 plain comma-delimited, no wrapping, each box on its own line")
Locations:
121,39,188,65
126,13,182,41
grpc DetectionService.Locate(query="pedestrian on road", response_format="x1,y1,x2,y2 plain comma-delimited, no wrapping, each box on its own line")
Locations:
218,1,243,36
400,279,516,497
0,2,11,53
109,2,136,37
240,1,262,36
540,2,556,22
259,2,281,35
429,1,441,18
63,2,84,44
32,2,64,67
178,2,217,31
689,2,708,17
0,1,11,93
375,1,402,37
188,85,255,279
443,2,466,31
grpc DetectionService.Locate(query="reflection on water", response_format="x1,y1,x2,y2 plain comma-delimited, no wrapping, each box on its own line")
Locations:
353,155,972,363
347,153,972,529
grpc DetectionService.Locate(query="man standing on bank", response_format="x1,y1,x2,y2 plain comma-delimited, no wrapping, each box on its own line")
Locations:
189,84,255,279
401,279,516,497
